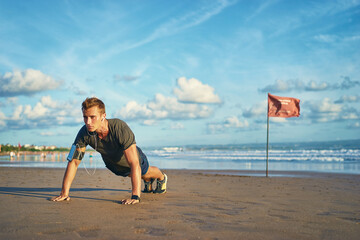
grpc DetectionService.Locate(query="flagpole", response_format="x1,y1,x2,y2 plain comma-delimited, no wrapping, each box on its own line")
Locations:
266,102,269,177
266,93,300,177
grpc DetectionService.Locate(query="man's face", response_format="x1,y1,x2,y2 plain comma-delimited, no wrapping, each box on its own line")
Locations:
82,106,105,132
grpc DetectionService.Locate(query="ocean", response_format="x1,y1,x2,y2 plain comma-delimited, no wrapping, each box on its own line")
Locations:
1,139,359,175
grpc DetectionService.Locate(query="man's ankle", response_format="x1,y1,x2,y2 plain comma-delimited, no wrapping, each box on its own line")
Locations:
159,173,165,181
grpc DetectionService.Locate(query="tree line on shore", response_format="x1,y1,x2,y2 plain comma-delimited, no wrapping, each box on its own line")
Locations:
0,144,69,153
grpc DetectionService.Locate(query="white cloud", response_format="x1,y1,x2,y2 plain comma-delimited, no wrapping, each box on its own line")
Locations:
173,77,221,103
342,112,359,120
170,122,185,130
40,95,58,108
347,122,360,129
306,98,360,123
11,105,23,121
223,116,249,128
309,98,342,113
40,132,55,136
207,123,224,133
259,79,304,93
118,101,153,120
335,95,360,103
0,111,6,127
0,69,61,97
23,103,48,120
306,80,329,91
117,78,219,123
207,116,249,133
243,100,267,118
259,76,360,93
142,120,157,126
118,93,213,122
270,118,287,123
1,96,81,130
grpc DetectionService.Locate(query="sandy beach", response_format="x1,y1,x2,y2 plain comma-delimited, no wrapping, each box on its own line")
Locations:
0,167,359,240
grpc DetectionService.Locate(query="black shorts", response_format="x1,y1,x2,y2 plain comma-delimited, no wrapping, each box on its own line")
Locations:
105,146,149,177
138,147,150,176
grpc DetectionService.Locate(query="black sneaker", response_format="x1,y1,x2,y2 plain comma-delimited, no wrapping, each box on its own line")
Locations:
142,178,155,193
153,173,167,194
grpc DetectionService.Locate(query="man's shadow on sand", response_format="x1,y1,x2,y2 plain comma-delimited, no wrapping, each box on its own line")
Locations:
0,187,129,203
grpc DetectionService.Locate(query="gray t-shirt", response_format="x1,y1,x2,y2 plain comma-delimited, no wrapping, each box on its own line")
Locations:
73,118,139,176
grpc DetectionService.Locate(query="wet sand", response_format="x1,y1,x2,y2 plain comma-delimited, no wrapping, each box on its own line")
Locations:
0,167,359,239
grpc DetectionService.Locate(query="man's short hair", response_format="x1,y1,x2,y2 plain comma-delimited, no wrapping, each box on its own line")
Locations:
82,97,106,114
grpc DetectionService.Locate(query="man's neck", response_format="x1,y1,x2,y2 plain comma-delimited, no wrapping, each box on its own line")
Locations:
96,119,109,139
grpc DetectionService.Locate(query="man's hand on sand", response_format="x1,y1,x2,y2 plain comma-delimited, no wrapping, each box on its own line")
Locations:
51,195,71,202
121,198,140,205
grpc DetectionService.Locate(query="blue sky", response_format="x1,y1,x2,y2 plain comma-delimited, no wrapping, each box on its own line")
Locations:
0,0,359,148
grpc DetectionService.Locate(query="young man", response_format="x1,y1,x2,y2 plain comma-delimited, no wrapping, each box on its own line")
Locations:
52,97,167,204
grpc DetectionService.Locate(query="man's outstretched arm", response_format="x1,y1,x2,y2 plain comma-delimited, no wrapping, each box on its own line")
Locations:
51,148,84,201
122,144,142,204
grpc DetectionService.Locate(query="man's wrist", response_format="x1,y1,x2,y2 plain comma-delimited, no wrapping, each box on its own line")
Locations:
131,195,141,202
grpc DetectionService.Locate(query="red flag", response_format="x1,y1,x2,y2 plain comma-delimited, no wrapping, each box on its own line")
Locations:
268,93,300,118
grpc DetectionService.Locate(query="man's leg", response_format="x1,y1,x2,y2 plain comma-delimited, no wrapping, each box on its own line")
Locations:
142,166,164,181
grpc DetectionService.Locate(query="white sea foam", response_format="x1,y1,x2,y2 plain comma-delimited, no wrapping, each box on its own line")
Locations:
148,148,360,162
1,140,360,174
